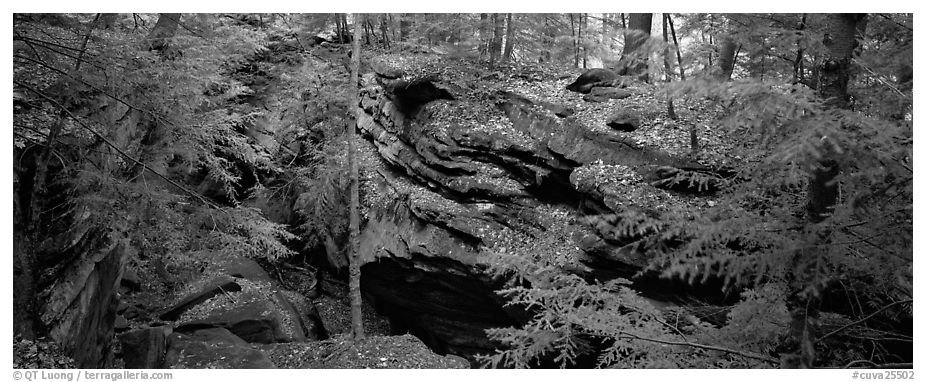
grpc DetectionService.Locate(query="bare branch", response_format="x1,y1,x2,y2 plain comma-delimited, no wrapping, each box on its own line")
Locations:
817,299,913,343
618,331,779,365
15,79,219,209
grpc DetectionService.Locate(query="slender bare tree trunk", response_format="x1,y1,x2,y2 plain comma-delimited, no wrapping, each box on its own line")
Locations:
582,13,588,68
792,14,808,84
661,14,676,120
489,14,504,67
479,13,490,56
334,14,343,44
667,13,696,152
668,14,685,81
347,13,364,341
569,14,578,67
502,13,515,62
539,15,554,63
379,14,389,49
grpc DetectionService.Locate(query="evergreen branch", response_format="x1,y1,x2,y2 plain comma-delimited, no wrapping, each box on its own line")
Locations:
816,299,913,344
617,331,779,365
14,79,219,210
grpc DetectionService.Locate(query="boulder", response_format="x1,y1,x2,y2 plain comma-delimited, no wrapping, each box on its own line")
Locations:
275,290,328,340
176,300,287,344
114,315,130,332
606,110,642,132
165,328,275,369
119,327,171,369
158,277,242,321
211,257,272,282
566,68,619,94
38,231,127,368
120,268,141,292
352,55,713,362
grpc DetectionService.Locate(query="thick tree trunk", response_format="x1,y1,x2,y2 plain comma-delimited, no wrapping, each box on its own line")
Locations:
783,13,867,369
98,13,118,29
617,13,653,81
347,13,364,341
489,14,504,67
716,36,737,80
144,13,180,55
502,13,515,62
479,13,490,56
399,13,410,41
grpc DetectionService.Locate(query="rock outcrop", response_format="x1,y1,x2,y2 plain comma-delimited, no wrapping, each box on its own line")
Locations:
27,218,130,368
351,54,720,362
166,328,276,369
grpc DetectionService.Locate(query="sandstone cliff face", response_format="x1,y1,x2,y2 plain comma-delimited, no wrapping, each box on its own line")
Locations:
352,55,712,361
32,221,129,368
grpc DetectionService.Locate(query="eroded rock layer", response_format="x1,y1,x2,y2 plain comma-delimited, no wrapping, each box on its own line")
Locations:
353,54,720,361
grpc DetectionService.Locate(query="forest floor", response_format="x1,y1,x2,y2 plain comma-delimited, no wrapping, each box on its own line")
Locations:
264,266,467,368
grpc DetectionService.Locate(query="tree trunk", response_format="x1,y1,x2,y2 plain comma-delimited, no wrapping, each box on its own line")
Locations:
668,14,685,81
479,13,490,56
568,14,577,67
540,15,554,63
581,13,588,68
502,13,515,62
347,13,364,341
716,35,737,80
144,13,180,55
618,13,653,80
399,13,410,41
343,14,350,42
792,14,808,84
379,14,389,49
489,14,504,67
98,13,118,29
363,17,372,45
661,14,676,120
707,14,715,68
335,14,343,44
783,13,867,369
